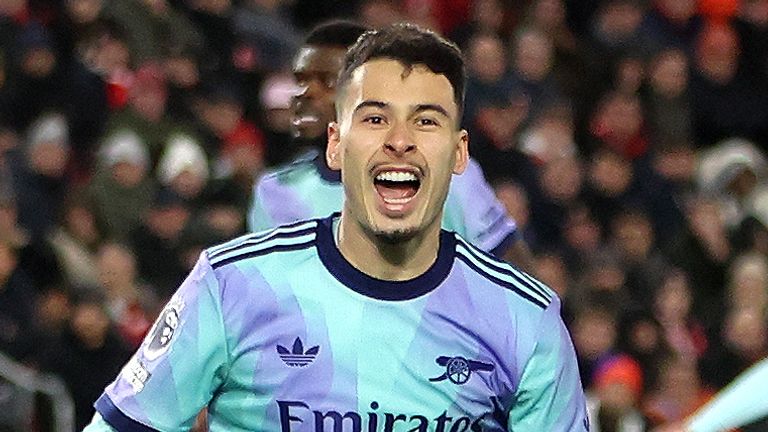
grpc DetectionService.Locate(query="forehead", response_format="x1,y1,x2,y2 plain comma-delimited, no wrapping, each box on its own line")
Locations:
293,45,347,75
343,59,458,117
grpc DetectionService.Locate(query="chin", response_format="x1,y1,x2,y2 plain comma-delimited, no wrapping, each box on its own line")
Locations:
371,226,419,244
364,215,422,244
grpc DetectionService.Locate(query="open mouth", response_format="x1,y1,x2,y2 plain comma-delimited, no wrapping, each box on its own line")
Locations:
373,170,421,204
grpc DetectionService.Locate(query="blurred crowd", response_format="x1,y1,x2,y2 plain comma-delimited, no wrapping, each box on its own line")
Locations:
1,0,768,430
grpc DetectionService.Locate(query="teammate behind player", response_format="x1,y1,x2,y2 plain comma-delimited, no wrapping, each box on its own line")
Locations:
249,20,534,270
84,23,586,431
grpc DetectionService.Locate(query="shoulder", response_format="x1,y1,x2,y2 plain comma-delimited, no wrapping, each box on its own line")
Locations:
256,153,320,191
452,233,556,311
205,219,320,270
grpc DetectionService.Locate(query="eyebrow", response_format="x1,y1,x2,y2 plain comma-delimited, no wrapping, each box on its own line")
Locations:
352,100,387,115
413,103,450,119
352,100,451,119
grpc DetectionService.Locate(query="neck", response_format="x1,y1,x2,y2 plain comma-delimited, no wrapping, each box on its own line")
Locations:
335,213,441,281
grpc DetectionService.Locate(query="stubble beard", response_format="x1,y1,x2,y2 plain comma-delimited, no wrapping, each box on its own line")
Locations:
369,225,419,244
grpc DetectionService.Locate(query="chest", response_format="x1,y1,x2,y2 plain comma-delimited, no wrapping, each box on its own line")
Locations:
214,277,516,431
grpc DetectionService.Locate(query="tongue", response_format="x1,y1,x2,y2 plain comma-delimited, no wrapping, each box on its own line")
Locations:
375,183,418,200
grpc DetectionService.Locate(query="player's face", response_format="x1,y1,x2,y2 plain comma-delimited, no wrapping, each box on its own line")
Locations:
291,45,347,140
327,59,469,241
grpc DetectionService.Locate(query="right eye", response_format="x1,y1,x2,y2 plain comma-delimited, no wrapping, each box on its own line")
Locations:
363,115,385,125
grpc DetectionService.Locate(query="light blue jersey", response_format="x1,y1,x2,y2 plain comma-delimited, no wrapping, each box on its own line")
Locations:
86,215,587,431
248,151,518,256
687,357,768,432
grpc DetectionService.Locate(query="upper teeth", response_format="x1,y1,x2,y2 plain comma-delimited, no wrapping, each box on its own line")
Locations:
376,171,418,182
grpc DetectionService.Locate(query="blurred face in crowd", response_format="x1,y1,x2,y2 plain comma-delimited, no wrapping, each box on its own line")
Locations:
22,46,56,79
291,44,347,141
696,24,740,84
573,309,617,360
79,32,131,76
327,59,468,242
170,170,206,200
655,0,696,22
612,212,654,262
540,157,583,203
64,203,100,245
473,0,505,32
589,150,634,197
654,270,692,322
71,301,110,349
728,255,768,311
530,0,567,30
596,1,644,40
724,309,768,357
164,55,200,89
513,28,554,82
29,141,69,178
148,204,189,241
594,92,644,143
466,33,507,83
66,0,103,24
650,48,689,97
564,206,601,253
97,242,138,292
201,99,242,136
111,161,147,187
741,0,768,27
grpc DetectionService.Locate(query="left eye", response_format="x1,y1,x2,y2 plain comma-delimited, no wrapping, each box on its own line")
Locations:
418,118,438,126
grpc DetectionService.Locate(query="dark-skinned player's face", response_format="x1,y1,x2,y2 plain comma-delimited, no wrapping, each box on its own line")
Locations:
290,45,347,140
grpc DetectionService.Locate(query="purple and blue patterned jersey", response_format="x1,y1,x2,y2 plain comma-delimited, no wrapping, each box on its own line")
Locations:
86,215,587,431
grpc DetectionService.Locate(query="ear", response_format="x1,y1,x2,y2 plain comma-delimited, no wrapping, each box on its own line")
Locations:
452,129,469,175
326,121,342,171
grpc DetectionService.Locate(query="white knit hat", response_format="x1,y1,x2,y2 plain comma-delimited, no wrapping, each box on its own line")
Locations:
100,129,150,168
27,112,69,150
157,133,209,185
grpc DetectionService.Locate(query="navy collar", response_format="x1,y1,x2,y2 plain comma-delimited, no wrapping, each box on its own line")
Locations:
316,213,455,301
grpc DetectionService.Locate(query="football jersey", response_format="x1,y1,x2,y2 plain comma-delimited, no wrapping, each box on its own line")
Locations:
87,215,587,431
248,151,518,255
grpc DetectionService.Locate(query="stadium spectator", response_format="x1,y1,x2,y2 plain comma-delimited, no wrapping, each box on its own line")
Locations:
128,188,190,301
689,22,768,148
47,189,102,288
586,353,650,432
39,289,131,430
95,241,158,348
87,129,155,241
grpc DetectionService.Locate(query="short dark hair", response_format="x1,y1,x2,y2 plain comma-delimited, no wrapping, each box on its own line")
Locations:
337,23,466,122
304,20,371,49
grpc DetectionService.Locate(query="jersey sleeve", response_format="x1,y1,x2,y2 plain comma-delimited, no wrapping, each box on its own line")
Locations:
507,297,589,431
91,253,230,431
687,357,768,432
444,158,518,255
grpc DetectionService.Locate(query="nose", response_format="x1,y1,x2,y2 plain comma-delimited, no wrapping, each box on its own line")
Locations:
384,122,416,156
